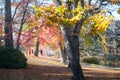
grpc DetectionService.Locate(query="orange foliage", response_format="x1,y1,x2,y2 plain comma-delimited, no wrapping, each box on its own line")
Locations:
21,16,62,49
0,26,3,35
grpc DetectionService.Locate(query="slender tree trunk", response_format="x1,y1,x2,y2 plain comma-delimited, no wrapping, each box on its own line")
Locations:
5,0,13,48
16,0,29,49
60,26,85,80
59,41,67,64
34,37,39,56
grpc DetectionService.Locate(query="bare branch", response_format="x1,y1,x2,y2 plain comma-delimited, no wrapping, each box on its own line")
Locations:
66,0,73,11
88,0,92,6
74,7,100,34
16,0,30,49
53,0,62,6
81,0,84,8
98,0,108,7
94,0,99,6
74,0,79,8
12,2,22,22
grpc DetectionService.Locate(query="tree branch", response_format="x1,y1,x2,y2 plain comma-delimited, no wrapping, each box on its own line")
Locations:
98,0,108,7
12,2,21,21
74,7,100,35
66,0,73,11
88,0,92,6
16,0,29,49
74,0,79,8
53,0,62,6
81,0,84,8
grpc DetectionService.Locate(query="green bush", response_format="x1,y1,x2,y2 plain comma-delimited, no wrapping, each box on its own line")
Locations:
0,48,27,69
99,60,120,67
0,46,4,52
83,56,99,64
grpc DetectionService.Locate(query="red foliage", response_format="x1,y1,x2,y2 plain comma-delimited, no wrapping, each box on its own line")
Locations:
20,16,61,49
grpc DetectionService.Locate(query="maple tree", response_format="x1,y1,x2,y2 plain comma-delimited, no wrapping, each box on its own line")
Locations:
20,16,61,56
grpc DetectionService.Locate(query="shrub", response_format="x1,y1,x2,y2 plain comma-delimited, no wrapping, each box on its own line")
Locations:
0,48,27,69
0,46,5,52
83,56,99,64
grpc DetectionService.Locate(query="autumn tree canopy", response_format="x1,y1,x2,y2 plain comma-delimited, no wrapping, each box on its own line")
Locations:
0,0,119,80
32,0,116,80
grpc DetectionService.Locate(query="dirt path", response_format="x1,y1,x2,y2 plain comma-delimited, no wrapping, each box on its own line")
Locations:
0,56,120,80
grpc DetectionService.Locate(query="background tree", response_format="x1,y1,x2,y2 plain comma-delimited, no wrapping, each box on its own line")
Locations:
34,0,40,56
0,1,4,46
5,0,13,48
16,0,30,49
115,20,120,53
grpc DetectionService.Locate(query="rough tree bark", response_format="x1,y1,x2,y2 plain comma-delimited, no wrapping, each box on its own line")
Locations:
59,41,67,64
55,0,86,79
34,37,40,56
5,0,13,48
60,21,85,80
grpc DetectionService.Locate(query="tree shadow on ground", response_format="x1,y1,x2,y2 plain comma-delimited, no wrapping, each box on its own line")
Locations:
84,69,120,80
0,64,120,80
0,64,72,80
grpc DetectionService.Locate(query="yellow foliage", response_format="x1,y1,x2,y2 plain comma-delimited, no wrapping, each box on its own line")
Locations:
101,35,109,53
33,5,84,27
117,8,120,14
0,26,3,35
101,9,107,13
108,0,120,4
89,14,113,36
33,4,114,53
83,18,92,24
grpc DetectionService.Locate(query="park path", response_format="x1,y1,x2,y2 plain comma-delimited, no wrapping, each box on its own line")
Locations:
27,55,65,67
0,55,120,80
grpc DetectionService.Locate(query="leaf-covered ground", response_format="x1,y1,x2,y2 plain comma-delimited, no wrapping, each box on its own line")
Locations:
0,56,120,80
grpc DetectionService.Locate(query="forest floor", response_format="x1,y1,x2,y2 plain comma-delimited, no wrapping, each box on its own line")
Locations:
0,55,120,80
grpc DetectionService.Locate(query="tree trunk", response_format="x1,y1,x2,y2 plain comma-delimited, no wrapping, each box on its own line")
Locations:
5,0,13,48
34,37,39,56
60,26,85,80
16,0,29,49
59,41,67,64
